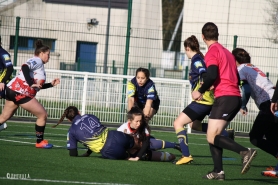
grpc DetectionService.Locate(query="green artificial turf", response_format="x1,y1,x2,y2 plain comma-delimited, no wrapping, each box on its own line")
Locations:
0,122,277,185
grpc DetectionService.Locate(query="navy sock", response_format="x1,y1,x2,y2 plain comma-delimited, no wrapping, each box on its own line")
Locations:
176,128,190,156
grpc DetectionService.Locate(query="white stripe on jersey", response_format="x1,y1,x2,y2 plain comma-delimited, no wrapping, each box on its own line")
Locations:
238,64,274,107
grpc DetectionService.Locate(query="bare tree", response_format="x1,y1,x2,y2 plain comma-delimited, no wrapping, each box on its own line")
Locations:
265,0,278,43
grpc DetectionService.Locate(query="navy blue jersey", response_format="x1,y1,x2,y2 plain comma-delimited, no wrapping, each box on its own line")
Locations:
67,114,107,152
127,77,159,105
189,54,206,89
189,54,214,105
0,46,13,82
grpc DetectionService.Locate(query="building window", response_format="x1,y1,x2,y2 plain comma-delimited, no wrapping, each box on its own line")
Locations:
9,36,56,52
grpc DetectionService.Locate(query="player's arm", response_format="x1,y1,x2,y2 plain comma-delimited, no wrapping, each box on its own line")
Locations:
134,136,150,160
271,80,278,114
143,99,152,118
0,65,13,84
21,64,34,86
198,65,218,94
69,148,78,156
127,81,136,111
41,78,60,89
240,80,251,111
80,149,93,157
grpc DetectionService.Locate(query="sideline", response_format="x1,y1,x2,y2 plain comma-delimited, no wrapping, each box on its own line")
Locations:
0,177,134,185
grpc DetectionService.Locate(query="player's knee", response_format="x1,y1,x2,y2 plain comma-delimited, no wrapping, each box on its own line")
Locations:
173,120,183,129
206,134,215,144
38,111,48,120
160,152,175,162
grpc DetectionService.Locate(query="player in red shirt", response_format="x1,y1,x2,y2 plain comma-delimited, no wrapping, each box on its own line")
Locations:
192,22,257,180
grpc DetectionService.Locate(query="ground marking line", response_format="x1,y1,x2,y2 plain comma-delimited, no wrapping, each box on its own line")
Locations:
0,136,65,143
0,177,134,185
0,138,63,148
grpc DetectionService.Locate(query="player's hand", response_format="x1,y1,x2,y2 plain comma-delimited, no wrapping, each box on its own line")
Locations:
128,157,140,161
0,83,5,91
270,102,277,114
51,78,60,86
209,85,214,90
192,90,203,101
240,108,248,115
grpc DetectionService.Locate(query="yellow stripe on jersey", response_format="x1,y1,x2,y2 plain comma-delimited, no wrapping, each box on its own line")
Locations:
193,80,214,105
127,81,136,97
85,128,108,153
0,68,7,82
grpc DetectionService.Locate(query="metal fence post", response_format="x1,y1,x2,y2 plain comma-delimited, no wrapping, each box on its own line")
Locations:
121,0,133,121
13,16,20,75
233,35,238,50
112,60,116,74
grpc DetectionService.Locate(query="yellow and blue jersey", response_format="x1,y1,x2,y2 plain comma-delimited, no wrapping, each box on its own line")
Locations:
127,77,159,105
67,114,108,153
0,46,13,83
189,54,214,105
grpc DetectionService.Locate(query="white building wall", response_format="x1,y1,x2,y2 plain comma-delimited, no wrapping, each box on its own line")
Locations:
181,0,278,83
0,0,163,74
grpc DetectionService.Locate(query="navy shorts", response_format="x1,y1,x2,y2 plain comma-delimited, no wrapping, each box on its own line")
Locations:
100,130,134,160
182,101,212,121
209,96,241,121
136,97,160,112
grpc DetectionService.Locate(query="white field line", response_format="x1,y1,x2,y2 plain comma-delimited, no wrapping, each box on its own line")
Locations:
0,136,65,143
0,138,63,148
0,177,134,185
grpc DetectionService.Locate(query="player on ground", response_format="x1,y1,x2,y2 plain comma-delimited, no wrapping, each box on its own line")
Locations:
0,39,60,149
118,107,177,161
55,106,175,162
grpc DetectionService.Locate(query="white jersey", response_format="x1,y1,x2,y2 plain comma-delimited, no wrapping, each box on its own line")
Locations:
7,56,46,98
117,122,150,137
238,63,274,107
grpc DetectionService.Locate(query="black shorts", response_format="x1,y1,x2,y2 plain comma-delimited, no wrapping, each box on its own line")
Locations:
182,101,212,121
0,85,6,99
209,96,241,121
136,98,160,113
5,87,33,105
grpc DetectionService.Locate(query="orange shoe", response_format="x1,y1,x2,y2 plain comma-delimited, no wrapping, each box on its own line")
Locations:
35,140,53,149
261,170,278,178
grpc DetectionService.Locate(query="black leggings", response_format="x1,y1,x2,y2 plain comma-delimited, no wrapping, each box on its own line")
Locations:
249,100,278,157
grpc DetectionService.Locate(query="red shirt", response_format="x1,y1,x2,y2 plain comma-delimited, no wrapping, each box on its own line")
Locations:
205,42,241,98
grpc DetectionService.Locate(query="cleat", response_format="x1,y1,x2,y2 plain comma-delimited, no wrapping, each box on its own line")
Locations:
175,155,193,165
241,148,257,174
203,171,225,180
227,129,235,140
35,140,53,149
0,123,7,132
174,143,182,153
261,170,278,178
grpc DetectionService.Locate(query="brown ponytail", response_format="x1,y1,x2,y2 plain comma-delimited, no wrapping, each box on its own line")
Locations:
184,35,204,59
52,106,79,128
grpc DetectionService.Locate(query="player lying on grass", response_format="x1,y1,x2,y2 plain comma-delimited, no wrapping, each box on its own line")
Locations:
117,107,181,154
53,106,175,161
